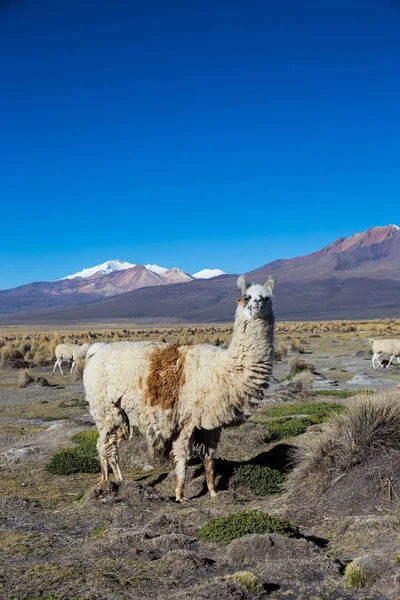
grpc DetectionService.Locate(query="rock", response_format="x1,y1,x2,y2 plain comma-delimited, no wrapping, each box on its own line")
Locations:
34,376,50,386
162,549,213,573
226,534,274,565
348,373,377,385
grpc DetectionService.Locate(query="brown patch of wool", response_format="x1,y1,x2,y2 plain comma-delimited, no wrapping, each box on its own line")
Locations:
145,344,186,410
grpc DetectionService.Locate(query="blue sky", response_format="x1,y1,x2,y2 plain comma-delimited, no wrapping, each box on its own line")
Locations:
1,0,400,289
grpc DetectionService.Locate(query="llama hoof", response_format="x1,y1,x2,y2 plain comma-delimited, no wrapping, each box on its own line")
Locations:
175,496,190,503
209,490,217,498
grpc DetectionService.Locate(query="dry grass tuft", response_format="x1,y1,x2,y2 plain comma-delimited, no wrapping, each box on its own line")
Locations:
288,355,314,376
274,339,288,362
72,359,86,382
287,392,400,503
18,369,34,388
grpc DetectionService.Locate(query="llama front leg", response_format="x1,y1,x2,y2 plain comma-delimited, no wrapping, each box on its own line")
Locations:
204,448,217,498
97,430,124,482
70,360,76,374
202,428,221,498
172,430,192,502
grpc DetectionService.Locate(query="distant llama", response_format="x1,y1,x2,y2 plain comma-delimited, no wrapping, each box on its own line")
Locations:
369,338,400,369
53,335,91,375
84,276,275,501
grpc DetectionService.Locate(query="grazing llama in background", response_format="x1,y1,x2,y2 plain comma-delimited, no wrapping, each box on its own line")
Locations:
369,338,400,369
53,335,91,376
84,275,276,501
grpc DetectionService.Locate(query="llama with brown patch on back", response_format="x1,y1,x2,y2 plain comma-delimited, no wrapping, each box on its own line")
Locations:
83,276,275,501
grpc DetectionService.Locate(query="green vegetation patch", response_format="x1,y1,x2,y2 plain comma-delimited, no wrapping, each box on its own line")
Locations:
261,402,345,419
234,464,285,495
265,417,313,441
311,390,373,398
196,510,299,543
344,561,367,589
258,402,346,441
232,571,264,595
46,429,99,476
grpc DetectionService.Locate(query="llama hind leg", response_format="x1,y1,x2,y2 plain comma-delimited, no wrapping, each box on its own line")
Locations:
172,429,192,502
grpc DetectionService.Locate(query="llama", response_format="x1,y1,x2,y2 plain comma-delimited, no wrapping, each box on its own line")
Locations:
369,338,400,369
53,335,91,375
83,276,275,501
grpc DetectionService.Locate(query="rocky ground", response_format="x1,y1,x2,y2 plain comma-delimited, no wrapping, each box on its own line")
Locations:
0,334,399,600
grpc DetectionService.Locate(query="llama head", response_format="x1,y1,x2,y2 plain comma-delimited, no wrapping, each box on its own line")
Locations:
237,275,276,320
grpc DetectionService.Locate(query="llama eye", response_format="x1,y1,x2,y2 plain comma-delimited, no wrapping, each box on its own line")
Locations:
243,295,250,302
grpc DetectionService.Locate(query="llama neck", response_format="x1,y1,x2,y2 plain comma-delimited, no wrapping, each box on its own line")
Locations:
223,312,274,420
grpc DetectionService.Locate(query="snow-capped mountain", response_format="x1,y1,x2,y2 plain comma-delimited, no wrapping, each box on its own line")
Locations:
61,260,225,281
61,259,136,280
61,259,172,280
193,269,226,279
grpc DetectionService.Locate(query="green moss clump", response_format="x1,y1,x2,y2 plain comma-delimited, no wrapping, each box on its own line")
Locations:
311,390,373,398
71,429,99,449
259,402,346,441
261,402,345,419
196,510,299,543
234,464,285,494
344,561,367,589
46,429,99,476
232,571,264,595
265,417,313,441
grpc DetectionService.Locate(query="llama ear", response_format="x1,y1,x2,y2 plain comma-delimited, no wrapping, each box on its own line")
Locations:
237,276,249,295
264,276,276,295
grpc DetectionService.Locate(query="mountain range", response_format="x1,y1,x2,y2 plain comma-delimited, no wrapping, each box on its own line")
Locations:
1,225,400,324
0,261,225,315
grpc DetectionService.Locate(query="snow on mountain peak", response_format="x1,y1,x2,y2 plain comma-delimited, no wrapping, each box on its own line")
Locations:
61,259,136,280
145,264,169,276
61,260,225,282
192,269,226,279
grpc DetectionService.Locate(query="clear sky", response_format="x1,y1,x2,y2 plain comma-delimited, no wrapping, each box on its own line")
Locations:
1,0,400,289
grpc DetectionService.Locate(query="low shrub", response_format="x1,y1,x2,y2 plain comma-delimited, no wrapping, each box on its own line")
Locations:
46,429,99,476
261,402,345,420
196,510,299,543
232,571,264,595
260,402,345,441
234,464,285,494
344,561,367,589
265,417,313,441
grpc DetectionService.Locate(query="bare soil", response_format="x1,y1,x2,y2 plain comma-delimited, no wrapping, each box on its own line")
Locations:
1,335,399,599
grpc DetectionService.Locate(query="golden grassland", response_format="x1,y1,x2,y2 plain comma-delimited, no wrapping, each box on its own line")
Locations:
1,318,400,368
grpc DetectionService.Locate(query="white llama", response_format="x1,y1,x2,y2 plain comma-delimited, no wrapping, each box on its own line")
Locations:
83,276,275,501
53,335,91,376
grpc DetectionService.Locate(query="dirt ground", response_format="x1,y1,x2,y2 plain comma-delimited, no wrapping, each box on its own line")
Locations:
1,331,399,600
